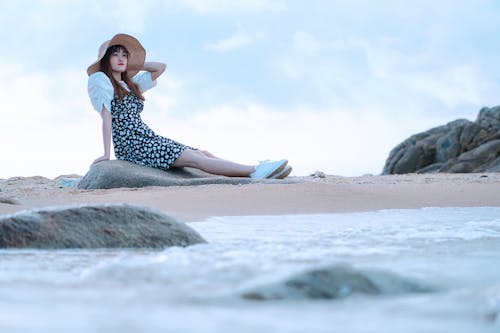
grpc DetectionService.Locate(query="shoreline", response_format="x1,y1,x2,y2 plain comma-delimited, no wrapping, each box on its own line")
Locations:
1,173,499,222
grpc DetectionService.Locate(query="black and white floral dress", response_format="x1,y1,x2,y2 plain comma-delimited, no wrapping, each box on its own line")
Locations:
88,71,191,170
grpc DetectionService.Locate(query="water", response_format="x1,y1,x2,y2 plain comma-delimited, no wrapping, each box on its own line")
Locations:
1,207,499,332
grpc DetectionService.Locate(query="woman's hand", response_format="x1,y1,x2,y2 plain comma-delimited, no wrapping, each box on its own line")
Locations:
92,155,110,165
143,62,166,80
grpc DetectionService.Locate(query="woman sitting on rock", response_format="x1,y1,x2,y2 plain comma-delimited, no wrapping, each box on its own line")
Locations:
87,34,291,179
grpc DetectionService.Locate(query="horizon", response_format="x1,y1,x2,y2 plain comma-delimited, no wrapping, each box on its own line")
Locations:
1,0,499,179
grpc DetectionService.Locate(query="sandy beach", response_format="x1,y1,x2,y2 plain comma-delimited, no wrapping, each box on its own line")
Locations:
2,173,500,333
1,173,499,222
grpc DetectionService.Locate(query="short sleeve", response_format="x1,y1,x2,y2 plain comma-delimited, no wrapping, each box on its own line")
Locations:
87,72,114,114
133,71,157,93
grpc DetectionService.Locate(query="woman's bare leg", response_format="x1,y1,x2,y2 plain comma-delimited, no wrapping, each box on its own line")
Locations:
172,149,255,177
199,150,218,159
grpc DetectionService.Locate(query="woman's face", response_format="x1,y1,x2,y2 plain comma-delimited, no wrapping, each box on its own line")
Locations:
109,48,128,74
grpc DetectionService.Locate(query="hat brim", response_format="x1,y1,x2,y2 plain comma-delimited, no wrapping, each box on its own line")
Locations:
87,34,146,78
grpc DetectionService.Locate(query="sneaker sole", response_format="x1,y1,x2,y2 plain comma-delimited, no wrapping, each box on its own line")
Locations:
272,165,292,179
266,160,288,179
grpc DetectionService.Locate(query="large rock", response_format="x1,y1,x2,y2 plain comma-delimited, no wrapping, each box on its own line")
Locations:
440,139,500,173
78,160,289,189
383,106,500,174
0,204,206,249
0,196,19,205
242,265,434,301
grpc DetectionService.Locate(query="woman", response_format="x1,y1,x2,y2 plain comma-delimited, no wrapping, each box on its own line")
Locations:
87,33,291,179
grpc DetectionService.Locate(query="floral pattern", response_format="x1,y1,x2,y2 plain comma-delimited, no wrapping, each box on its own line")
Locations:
110,94,189,170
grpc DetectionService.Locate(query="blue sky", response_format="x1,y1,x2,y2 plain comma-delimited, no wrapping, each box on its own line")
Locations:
1,0,500,178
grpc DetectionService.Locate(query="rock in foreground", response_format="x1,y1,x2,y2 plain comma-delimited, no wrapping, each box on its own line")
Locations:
383,106,500,174
78,160,286,189
243,265,434,300
0,204,206,249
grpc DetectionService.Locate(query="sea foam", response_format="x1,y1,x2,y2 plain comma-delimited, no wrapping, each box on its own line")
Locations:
0,207,499,332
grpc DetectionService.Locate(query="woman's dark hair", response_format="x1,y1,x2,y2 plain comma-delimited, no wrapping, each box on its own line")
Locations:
99,45,145,101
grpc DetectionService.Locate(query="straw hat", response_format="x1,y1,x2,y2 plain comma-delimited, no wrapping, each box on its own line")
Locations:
87,33,146,77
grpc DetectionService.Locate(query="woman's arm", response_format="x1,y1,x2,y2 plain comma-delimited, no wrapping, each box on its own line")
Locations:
143,61,167,81
92,107,112,165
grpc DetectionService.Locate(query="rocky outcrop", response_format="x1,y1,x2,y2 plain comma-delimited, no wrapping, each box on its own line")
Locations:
383,106,500,174
78,160,291,189
0,204,206,249
242,265,434,301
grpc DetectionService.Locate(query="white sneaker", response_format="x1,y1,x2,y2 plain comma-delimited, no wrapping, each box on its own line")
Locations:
270,165,292,179
250,159,288,179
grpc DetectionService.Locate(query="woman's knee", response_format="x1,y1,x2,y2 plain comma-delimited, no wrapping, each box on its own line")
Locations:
196,150,213,157
173,149,206,168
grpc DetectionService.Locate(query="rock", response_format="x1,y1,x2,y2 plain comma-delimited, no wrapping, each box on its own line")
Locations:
435,127,462,163
440,139,500,173
383,107,500,174
483,156,500,172
392,144,434,174
242,265,434,301
415,162,443,174
311,170,326,178
0,196,20,205
476,106,500,131
0,204,206,249
459,122,482,150
78,160,291,189
382,121,461,174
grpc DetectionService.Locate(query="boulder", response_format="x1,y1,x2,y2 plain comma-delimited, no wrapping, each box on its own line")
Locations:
242,265,434,301
383,107,500,174
0,196,19,205
78,160,290,189
483,156,500,172
440,139,500,173
459,122,483,150
477,106,500,131
0,204,206,249
435,126,462,163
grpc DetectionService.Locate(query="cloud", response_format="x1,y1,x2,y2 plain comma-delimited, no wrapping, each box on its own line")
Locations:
0,65,101,178
2,63,408,178
205,32,255,53
2,0,500,179
204,24,259,53
274,25,497,119
141,99,452,176
408,65,489,109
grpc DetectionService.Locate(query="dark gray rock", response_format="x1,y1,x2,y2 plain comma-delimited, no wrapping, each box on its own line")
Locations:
0,196,20,205
459,122,482,151
383,107,500,174
484,156,500,172
0,204,206,249
242,265,434,301
440,139,500,173
477,106,500,131
435,127,462,163
383,120,464,175
78,160,292,189
415,162,444,174
392,145,434,174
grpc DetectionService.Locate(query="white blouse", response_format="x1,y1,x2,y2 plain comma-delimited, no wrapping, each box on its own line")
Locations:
87,71,157,114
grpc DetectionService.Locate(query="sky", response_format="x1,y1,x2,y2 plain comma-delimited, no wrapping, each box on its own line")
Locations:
1,0,500,178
